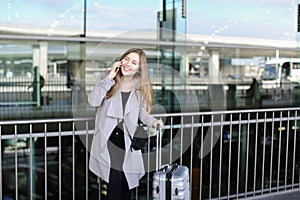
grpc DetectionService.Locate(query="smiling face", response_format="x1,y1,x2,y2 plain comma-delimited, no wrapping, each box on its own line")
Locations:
106,48,153,112
120,52,140,77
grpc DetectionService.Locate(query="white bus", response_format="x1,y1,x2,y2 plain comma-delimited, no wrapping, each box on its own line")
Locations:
262,58,300,89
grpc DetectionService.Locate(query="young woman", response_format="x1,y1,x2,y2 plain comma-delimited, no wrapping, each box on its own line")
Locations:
88,48,163,200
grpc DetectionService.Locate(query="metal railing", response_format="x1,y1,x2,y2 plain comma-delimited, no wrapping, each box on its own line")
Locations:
1,107,300,199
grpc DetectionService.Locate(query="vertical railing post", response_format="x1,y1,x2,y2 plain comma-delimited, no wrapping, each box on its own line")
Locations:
14,125,18,200
240,123,247,194
28,124,36,200
33,66,41,107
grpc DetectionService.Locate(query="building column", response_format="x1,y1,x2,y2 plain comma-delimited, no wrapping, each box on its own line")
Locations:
208,50,226,110
209,50,220,82
32,41,48,77
39,42,48,77
181,52,189,78
275,49,280,58
33,45,40,68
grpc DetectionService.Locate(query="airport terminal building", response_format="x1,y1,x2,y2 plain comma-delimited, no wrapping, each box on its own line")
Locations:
1,1,300,199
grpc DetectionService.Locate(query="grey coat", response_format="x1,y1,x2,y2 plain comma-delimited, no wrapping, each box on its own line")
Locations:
88,73,156,189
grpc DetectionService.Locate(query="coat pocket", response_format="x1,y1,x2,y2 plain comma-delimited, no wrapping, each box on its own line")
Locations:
123,150,144,174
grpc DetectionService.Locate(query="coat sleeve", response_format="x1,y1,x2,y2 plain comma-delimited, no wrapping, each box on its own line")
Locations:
138,97,156,127
88,72,115,107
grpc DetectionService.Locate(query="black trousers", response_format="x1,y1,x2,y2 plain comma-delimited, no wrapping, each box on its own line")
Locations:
107,127,132,200
107,168,132,200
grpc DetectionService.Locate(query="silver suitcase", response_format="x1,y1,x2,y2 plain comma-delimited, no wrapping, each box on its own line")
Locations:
152,164,190,200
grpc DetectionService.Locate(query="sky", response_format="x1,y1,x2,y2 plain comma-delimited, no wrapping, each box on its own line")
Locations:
0,0,297,40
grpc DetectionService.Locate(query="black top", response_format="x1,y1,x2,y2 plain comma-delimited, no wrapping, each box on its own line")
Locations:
121,91,131,113
108,91,131,150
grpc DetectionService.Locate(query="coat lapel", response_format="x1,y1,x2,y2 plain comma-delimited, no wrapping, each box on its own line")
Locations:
124,91,139,115
106,91,123,119
106,90,141,135
123,91,141,135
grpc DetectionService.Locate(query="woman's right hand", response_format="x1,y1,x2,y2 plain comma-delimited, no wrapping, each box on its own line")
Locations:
108,61,121,80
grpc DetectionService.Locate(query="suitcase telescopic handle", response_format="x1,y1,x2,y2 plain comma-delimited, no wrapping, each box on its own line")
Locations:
156,123,162,170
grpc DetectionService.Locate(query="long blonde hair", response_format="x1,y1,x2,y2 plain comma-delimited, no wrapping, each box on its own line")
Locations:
106,48,153,113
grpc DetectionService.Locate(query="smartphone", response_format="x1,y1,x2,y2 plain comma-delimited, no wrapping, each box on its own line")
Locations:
115,65,122,75
114,65,120,72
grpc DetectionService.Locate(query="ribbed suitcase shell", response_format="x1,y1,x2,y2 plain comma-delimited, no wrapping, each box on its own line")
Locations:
152,164,190,200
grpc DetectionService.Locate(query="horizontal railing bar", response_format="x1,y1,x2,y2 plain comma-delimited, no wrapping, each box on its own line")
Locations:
0,130,92,140
151,107,300,117
0,101,37,106
4,147,58,156
0,116,297,128
245,188,300,200
214,184,300,200
0,118,93,125
0,107,299,126
1,107,300,200
1,115,299,139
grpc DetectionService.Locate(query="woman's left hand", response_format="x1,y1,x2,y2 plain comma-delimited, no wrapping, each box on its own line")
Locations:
152,120,164,129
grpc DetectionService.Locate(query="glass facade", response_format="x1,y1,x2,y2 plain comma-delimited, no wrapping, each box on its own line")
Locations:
0,0,299,119
0,0,297,40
